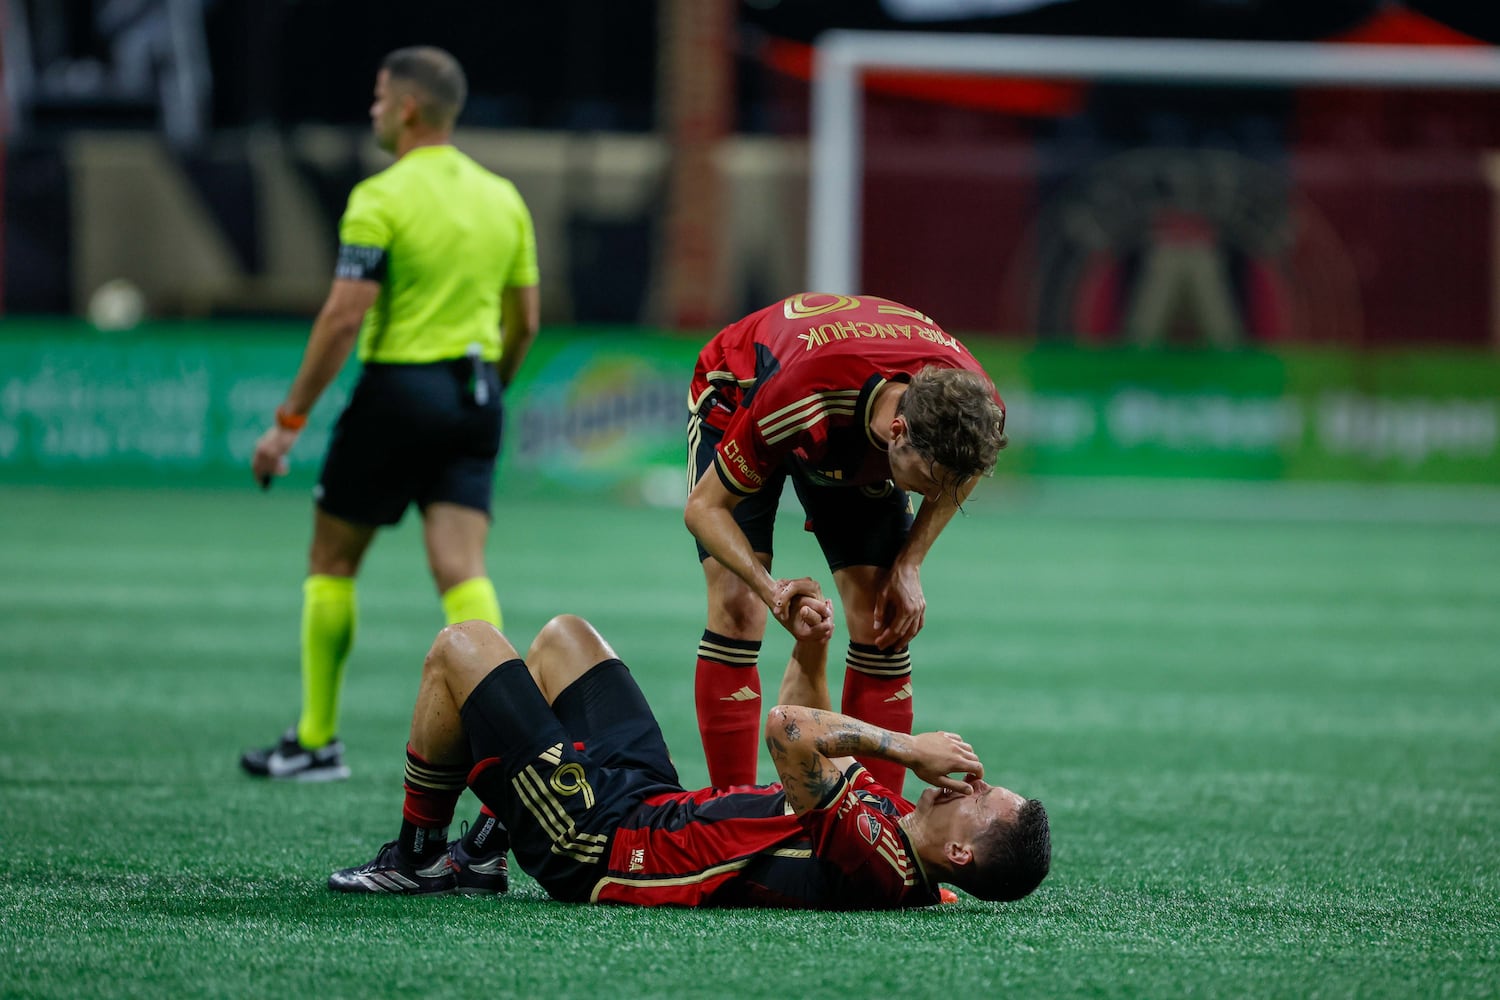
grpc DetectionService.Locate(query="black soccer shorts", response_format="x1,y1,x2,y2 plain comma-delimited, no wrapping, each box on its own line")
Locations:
687,413,915,570
316,360,502,526
461,658,682,902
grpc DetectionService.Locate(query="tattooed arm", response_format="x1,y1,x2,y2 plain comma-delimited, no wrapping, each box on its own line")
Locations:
764,705,985,816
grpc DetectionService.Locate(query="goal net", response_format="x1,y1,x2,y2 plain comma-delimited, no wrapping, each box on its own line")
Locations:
808,33,1500,348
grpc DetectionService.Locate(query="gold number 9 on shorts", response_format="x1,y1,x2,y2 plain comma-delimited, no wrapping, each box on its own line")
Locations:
549,762,595,808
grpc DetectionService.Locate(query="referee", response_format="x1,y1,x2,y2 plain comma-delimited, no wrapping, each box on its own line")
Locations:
242,46,540,781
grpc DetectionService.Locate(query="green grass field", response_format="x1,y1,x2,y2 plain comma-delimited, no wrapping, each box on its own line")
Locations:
2,480,1497,998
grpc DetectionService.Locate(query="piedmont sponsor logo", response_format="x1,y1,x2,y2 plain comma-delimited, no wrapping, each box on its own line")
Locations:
721,438,765,487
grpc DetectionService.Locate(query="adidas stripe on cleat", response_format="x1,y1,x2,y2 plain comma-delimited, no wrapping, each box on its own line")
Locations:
240,727,351,782
449,837,509,895
328,840,456,895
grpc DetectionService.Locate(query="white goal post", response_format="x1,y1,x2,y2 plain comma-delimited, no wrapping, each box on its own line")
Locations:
809,32,1500,295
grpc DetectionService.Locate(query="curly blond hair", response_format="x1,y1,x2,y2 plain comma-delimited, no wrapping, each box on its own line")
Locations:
896,367,1007,493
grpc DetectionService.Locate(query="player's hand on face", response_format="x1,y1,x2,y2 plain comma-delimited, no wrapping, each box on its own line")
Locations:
908,730,984,795
873,562,926,650
251,426,298,487
772,577,835,643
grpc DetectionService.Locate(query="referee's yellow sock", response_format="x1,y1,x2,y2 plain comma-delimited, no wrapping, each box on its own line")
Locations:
296,575,357,749
441,576,502,629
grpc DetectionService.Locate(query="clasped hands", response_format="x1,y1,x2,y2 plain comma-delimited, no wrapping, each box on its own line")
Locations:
769,577,834,642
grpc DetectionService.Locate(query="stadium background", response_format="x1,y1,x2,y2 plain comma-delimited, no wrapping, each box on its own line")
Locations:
2,2,1498,998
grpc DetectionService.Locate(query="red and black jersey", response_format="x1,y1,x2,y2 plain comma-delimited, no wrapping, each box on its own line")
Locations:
589,764,941,909
689,293,1001,496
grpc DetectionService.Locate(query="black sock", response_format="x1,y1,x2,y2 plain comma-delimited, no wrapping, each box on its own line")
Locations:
463,810,507,856
399,818,448,861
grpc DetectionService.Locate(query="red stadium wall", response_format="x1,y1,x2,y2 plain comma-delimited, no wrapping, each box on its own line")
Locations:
858,87,1500,347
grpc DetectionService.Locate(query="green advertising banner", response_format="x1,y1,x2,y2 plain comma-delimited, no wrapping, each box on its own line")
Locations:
970,343,1500,484
0,322,354,488
1,320,1497,491
499,331,700,501
0,320,703,497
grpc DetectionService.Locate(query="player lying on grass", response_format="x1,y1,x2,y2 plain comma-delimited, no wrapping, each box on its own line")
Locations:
330,585,1049,906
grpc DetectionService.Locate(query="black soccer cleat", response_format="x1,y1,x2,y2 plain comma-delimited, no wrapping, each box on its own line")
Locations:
328,840,457,895
240,727,351,782
449,836,509,895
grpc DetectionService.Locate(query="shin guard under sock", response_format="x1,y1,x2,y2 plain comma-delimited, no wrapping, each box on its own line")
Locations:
441,576,502,629
400,744,468,859
694,630,762,787
842,642,914,796
296,575,356,749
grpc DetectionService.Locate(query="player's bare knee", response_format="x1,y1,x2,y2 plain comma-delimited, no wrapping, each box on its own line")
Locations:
531,612,575,645
529,614,603,659
428,620,511,679
422,624,461,678
526,614,616,699
833,567,879,610
715,591,768,637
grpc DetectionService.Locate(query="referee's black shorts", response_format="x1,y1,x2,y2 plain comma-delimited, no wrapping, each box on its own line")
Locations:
461,658,682,902
317,360,502,526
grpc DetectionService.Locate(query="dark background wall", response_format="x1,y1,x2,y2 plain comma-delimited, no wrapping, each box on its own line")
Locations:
6,0,1500,340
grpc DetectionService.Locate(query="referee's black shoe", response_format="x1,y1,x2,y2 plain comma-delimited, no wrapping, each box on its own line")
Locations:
239,727,351,781
328,841,456,895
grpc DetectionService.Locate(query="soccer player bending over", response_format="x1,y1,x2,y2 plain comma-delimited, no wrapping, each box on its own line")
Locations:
330,586,1050,907
684,293,1008,795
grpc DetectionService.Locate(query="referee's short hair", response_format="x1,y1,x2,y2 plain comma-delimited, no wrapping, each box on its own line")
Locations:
382,46,467,128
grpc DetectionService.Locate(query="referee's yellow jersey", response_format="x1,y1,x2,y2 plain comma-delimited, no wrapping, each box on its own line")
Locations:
337,145,539,364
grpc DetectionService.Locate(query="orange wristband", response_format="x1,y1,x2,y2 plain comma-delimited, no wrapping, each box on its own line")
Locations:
275,406,308,431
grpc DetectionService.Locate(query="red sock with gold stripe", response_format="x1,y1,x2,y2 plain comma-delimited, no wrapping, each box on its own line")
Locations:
842,642,914,796
694,630,762,788
399,744,468,860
